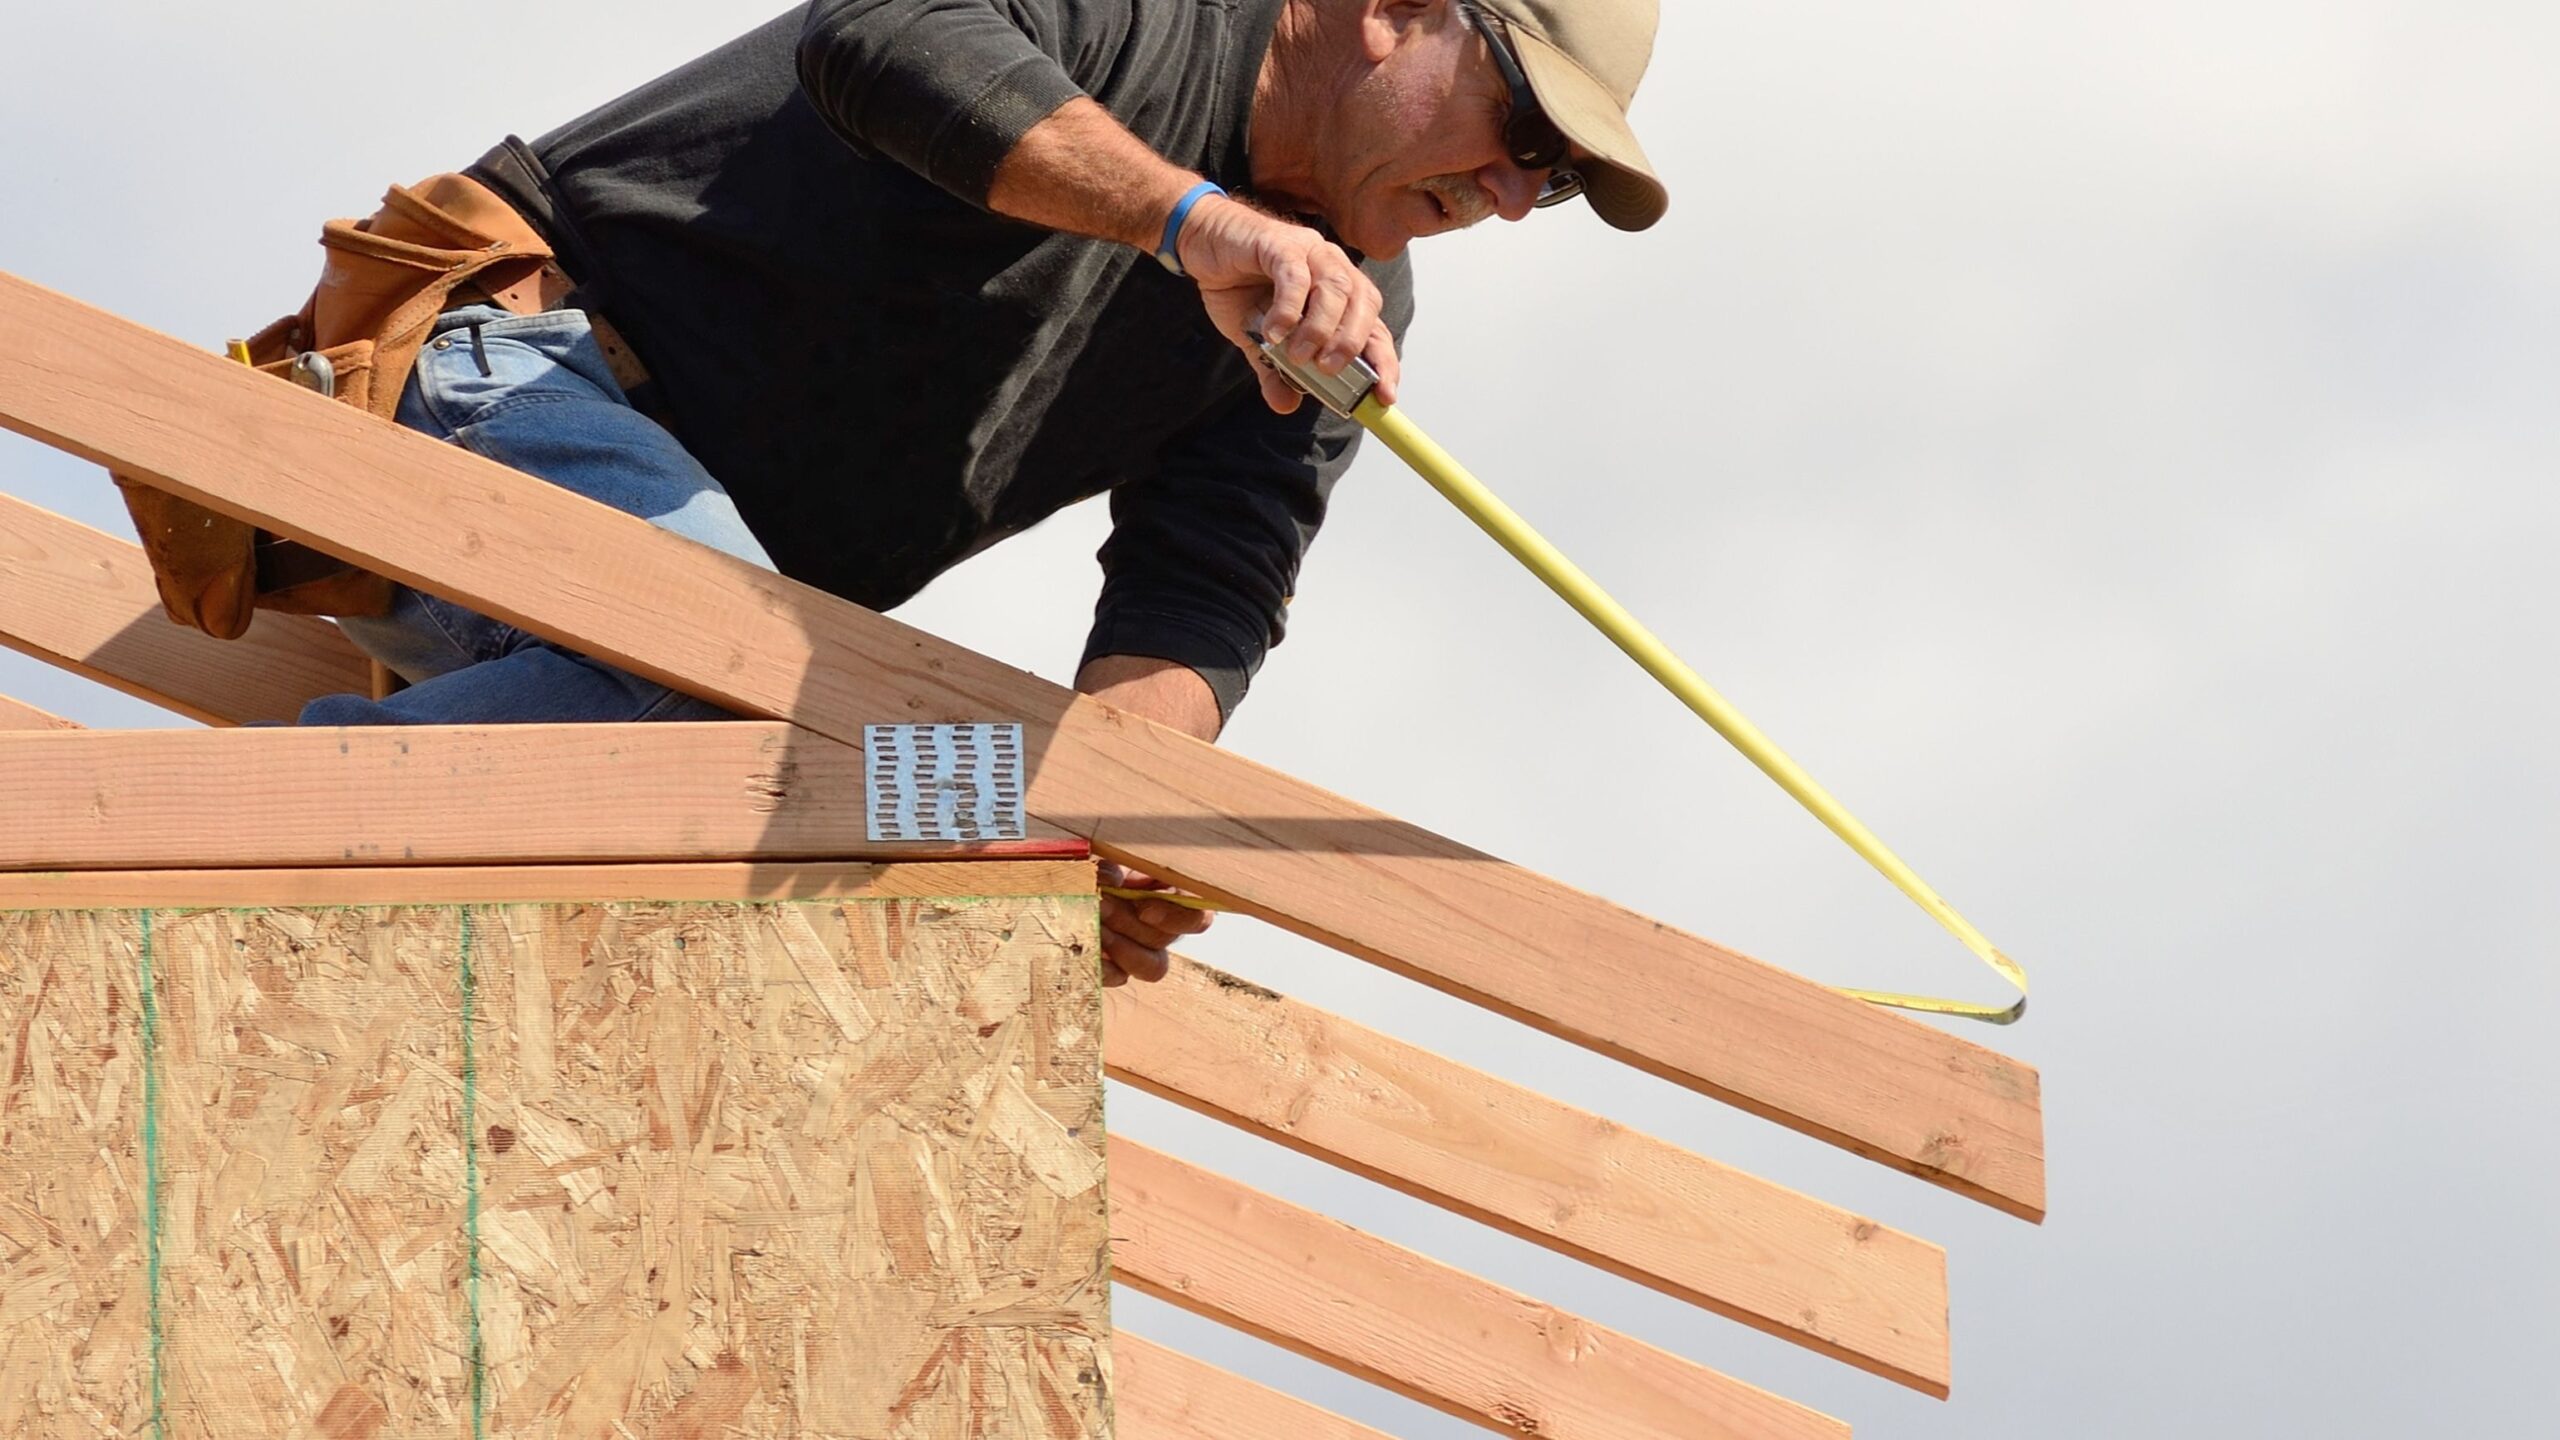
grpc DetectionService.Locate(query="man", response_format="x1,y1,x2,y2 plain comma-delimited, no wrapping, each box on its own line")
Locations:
293,0,1667,981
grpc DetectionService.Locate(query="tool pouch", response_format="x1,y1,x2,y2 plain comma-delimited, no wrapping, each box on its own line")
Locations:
114,175,554,638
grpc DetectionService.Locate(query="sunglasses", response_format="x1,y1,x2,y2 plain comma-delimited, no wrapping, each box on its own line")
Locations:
1463,2,1586,209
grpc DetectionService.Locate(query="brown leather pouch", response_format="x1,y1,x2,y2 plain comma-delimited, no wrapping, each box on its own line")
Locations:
116,175,553,637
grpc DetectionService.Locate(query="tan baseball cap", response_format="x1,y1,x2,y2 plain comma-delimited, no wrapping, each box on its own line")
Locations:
1474,0,1669,231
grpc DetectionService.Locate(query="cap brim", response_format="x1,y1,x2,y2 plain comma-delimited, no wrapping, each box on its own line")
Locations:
1509,25,1668,231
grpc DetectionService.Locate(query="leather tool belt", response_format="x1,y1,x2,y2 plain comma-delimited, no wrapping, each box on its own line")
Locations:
114,173,648,639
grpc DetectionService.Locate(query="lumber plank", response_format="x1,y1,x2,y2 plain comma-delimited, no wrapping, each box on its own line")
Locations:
0,269,2045,1220
0,723,1080,870
0,490,370,724
0,691,77,729
0,858,1095,908
1107,956,1951,1394
1114,1332,1400,1440
1108,1138,1846,1440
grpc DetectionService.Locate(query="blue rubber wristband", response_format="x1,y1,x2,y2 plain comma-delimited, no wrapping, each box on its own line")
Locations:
1155,181,1225,276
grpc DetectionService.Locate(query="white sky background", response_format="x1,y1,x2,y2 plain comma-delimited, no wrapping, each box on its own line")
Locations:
4,2,2555,1434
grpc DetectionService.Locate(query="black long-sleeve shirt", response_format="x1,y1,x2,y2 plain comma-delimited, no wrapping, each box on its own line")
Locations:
468,0,1414,719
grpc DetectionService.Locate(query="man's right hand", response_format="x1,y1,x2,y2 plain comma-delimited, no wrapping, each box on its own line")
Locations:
986,98,1400,416
1177,195,1403,416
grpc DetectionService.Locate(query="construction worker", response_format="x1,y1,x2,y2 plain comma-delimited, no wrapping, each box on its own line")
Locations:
287,0,1668,982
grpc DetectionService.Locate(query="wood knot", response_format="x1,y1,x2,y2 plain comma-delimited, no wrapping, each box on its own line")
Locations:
1200,965,1281,1002
485,1124,518,1155
744,760,798,811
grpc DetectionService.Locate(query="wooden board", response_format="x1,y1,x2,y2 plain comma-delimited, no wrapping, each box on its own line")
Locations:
0,881,1111,1437
0,692,75,729
1107,956,1950,1394
0,860,1096,909
0,723,1081,871
1114,1333,1397,1440
0,490,371,725
1107,1139,1845,1440
0,272,2044,1220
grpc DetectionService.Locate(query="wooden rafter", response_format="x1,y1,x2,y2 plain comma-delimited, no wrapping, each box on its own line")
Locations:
0,275,2044,1219
1108,1138,1847,1440
0,490,370,723
1109,956,1950,1394
0,690,76,729
1115,1334,1399,1440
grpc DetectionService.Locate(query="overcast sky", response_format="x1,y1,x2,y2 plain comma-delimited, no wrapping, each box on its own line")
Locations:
4,3,2555,1435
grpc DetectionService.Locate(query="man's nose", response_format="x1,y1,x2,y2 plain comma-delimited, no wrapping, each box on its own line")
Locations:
1480,163,1543,223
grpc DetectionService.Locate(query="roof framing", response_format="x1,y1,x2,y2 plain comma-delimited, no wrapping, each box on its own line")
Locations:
1109,955,1951,1393
0,506,1958,1390
3,715,1952,1388
1109,1138,1847,1440
0,272,2044,1220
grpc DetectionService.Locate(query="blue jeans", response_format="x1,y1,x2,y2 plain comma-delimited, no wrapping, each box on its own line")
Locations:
297,305,776,726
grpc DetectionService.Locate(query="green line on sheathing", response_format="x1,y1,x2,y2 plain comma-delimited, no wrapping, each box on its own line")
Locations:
459,906,486,1439
137,909,166,1438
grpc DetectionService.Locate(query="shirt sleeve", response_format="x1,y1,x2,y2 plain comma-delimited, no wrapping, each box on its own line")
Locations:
797,0,1096,206
1082,257,1418,723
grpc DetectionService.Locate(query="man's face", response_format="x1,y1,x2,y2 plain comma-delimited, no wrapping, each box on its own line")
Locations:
1318,9,1562,259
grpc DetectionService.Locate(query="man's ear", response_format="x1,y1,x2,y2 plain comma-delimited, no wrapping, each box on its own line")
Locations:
1358,0,1448,64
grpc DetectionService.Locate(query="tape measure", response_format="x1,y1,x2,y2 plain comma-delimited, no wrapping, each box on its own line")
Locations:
1227,338,2028,1025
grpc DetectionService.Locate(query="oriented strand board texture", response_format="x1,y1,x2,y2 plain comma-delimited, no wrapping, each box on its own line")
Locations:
0,913,150,1435
0,889,1110,1439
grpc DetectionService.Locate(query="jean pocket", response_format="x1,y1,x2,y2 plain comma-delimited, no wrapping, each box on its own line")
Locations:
414,309,624,430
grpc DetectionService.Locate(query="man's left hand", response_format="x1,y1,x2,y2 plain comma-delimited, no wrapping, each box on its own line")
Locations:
1074,653,1221,985
1096,859,1213,986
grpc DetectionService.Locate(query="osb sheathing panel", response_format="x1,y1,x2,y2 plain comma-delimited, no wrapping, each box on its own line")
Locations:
0,888,1110,1439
